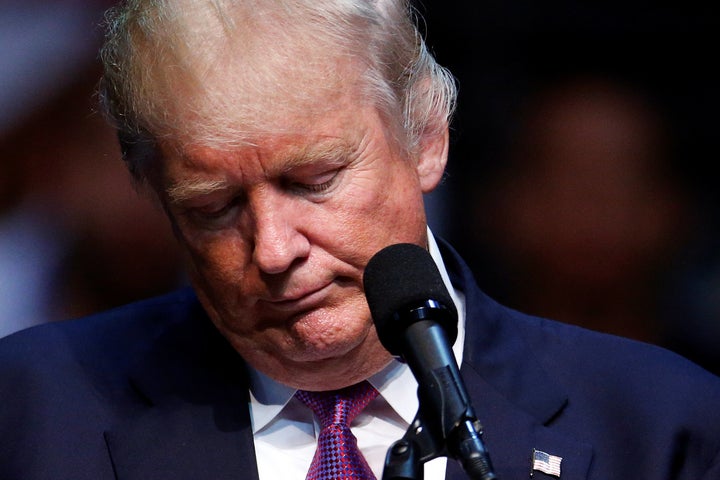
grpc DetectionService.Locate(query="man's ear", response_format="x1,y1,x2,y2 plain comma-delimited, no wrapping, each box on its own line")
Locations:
416,125,449,193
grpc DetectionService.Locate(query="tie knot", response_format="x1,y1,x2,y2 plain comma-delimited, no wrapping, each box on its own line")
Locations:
295,381,379,429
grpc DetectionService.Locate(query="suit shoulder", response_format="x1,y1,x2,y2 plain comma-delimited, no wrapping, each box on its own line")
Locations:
0,288,202,380
514,311,720,408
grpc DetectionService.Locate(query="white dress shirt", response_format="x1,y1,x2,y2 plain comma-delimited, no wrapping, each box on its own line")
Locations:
249,230,466,479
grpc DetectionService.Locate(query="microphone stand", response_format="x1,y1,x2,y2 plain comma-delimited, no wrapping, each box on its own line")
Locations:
381,397,496,480
381,406,442,480
381,318,497,480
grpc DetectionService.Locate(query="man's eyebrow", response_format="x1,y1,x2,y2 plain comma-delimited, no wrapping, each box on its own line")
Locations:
282,139,356,170
165,140,356,202
166,177,232,203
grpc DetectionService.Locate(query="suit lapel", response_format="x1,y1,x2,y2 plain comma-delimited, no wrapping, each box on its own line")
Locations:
104,308,259,480
104,399,257,480
446,362,593,479
440,239,594,479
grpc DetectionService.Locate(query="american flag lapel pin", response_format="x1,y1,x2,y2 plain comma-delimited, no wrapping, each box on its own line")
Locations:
531,448,562,477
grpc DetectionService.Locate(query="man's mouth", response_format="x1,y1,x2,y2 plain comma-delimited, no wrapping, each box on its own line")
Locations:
262,282,333,313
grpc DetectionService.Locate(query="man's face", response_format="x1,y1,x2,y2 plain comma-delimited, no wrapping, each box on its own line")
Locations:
156,93,445,390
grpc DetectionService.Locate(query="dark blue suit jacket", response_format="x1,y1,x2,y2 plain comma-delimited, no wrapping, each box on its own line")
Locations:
2,241,719,479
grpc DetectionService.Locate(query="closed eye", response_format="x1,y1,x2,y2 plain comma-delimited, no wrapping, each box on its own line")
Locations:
289,169,341,195
186,194,245,227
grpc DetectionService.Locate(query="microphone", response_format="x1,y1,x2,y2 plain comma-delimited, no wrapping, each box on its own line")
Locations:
364,243,496,480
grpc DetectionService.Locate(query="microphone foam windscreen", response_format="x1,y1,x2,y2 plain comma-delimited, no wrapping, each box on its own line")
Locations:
363,243,458,354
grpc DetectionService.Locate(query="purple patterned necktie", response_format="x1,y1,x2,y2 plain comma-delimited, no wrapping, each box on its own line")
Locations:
295,381,379,480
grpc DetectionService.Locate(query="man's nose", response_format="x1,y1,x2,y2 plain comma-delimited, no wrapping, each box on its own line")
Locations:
249,188,310,274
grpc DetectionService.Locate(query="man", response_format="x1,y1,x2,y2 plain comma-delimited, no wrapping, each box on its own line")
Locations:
1,1,719,479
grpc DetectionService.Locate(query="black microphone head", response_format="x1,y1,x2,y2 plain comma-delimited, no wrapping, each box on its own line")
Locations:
363,243,458,355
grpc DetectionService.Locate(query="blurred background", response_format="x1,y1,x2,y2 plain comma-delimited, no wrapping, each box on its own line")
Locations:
1,1,719,374
0,0,183,337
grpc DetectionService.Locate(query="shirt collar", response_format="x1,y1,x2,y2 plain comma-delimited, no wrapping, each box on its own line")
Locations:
248,228,466,433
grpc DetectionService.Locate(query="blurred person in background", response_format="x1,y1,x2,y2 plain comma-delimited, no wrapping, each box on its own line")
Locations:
468,77,694,345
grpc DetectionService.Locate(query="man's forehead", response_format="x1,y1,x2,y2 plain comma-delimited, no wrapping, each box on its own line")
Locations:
175,127,361,162
157,56,366,150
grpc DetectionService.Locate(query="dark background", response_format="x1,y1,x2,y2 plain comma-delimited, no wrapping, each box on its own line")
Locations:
2,0,719,373
419,0,720,373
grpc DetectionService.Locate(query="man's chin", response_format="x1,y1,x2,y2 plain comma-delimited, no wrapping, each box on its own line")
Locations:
289,335,365,363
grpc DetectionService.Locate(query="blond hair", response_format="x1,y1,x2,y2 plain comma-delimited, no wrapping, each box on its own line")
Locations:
99,0,457,181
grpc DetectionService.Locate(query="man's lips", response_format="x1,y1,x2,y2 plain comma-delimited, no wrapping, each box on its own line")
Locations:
261,282,333,313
